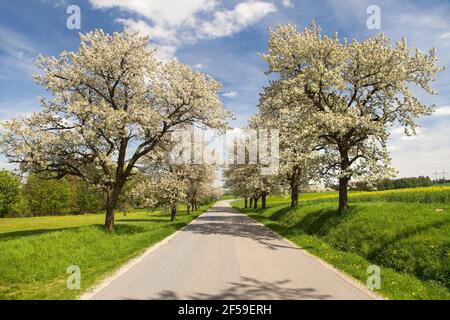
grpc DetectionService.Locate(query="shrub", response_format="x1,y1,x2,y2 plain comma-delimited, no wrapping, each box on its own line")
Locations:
75,181,105,214
23,174,73,216
0,170,22,217
352,176,434,191
9,195,30,217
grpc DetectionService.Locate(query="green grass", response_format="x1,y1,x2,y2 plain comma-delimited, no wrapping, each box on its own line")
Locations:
232,195,450,300
220,194,236,200
0,204,212,300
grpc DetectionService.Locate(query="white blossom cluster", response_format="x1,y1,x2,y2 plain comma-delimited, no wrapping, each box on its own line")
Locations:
130,147,217,219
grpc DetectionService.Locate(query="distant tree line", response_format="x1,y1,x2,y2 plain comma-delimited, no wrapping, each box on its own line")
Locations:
0,170,104,217
349,176,434,191
0,169,220,218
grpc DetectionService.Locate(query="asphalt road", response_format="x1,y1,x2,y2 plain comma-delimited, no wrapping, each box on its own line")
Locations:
88,200,378,300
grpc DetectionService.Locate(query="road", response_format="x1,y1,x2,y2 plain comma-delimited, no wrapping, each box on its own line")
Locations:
87,200,378,300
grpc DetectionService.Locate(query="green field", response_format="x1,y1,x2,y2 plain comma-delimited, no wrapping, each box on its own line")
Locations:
233,188,450,300
0,205,212,300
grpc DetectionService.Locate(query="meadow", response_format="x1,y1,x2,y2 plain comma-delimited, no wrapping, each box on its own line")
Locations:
233,186,450,300
268,186,450,204
0,205,212,300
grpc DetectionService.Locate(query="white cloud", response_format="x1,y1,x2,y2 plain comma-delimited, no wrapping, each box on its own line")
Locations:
440,32,450,39
222,91,238,98
91,0,276,60
0,101,38,121
116,18,178,60
90,0,217,26
194,63,203,68
117,18,177,41
433,106,450,116
0,25,38,76
198,1,276,38
281,0,294,8
40,0,68,8
389,121,450,178
390,126,427,141
396,13,448,29
151,44,178,61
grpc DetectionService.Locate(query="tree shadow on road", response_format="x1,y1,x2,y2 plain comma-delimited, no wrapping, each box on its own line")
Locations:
155,276,332,300
183,211,299,251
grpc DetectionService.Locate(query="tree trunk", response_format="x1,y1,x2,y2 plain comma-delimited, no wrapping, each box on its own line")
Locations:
253,197,259,209
338,177,349,214
187,205,190,215
171,204,177,222
104,182,125,232
249,197,253,208
244,197,248,208
261,191,267,209
291,186,299,209
191,200,195,212
105,202,115,232
290,167,300,209
338,146,351,214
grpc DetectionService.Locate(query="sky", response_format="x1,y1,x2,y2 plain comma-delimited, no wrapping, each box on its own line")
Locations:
0,0,449,179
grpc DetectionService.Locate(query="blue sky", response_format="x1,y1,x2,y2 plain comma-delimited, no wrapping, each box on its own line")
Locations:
1,0,450,178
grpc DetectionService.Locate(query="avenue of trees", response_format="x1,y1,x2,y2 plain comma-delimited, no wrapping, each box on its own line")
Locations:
0,167,221,219
224,22,442,212
0,23,443,224
0,30,227,230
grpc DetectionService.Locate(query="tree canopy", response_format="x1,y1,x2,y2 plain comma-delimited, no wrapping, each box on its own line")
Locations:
1,30,229,230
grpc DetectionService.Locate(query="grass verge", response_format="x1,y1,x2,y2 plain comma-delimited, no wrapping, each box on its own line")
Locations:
232,198,450,300
0,204,212,300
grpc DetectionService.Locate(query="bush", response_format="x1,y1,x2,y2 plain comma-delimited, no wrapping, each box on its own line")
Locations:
352,176,434,191
23,174,73,216
9,195,30,217
75,181,105,214
0,170,22,217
